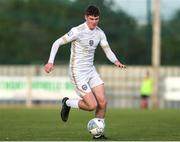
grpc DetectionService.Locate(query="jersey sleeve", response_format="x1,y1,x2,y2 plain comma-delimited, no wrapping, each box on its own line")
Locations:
47,27,79,64
100,30,118,63
61,27,79,44
99,30,109,48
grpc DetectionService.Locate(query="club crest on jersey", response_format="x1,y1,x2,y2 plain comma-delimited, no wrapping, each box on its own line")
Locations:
89,40,94,46
67,31,73,37
82,84,88,90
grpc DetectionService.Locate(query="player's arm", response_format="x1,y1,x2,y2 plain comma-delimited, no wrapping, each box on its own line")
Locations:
102,47,126,68
100,31,126,69
44,28,78,73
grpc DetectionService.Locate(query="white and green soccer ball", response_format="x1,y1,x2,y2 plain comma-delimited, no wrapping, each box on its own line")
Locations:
87,118,105,137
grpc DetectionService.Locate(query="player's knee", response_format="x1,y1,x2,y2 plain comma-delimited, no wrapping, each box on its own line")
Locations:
87,102,97,111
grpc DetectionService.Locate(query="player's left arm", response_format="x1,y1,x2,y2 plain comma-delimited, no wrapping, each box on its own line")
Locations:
100,31,126,69
102,46,126,68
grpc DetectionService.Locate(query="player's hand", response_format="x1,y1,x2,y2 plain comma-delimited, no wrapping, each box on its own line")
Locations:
44,63,54,73
114,60,126,69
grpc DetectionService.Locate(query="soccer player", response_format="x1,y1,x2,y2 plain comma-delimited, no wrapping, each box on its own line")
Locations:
44,5,126,139
140,71,153,109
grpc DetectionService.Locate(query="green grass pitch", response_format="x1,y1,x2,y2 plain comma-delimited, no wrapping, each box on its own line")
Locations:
0,107,180,141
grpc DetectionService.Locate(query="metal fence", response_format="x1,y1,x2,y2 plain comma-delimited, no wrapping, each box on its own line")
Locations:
0,65,180,108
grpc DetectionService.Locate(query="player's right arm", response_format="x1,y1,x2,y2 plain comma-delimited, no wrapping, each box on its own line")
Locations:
44,28,78,73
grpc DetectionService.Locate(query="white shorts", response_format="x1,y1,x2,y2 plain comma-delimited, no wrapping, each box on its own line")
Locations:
69,67,104,97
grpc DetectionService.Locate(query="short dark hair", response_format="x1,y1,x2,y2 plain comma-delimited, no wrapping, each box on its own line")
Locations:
85,5,100,17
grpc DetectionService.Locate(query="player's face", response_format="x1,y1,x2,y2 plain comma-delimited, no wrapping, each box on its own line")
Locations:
85,15,99,30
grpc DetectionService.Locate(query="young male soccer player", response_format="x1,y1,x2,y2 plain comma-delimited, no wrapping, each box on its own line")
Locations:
44,5,126,139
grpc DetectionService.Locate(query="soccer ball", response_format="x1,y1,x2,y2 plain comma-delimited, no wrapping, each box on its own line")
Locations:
87,118,105,136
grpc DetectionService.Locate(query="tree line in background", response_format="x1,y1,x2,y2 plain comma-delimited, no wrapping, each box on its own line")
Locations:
0,0,180,65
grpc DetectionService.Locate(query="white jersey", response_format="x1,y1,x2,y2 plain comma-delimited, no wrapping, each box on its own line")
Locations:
48,22,118,70
47,22,118,96
62,22,109,72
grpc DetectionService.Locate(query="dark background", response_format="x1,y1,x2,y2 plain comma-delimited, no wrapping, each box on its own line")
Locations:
0,0,180,65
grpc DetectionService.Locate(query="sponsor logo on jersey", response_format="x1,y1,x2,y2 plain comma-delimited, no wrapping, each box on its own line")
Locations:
89,40,94,46
82,84,88,90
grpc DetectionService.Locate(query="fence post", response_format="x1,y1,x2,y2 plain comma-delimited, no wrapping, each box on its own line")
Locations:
26,74,32,107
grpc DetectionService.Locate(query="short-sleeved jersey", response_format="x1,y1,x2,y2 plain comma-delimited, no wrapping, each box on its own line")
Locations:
61,22,109,72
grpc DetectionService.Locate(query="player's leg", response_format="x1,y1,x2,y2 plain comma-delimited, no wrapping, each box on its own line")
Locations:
140,95,148,109
61,93,97,122
144,97,149,108
140,95,144,108
91,84,108,140
61,83,98,122
65,87,98,111
78,92,97,111
88,69,107,118
92,84,107,118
